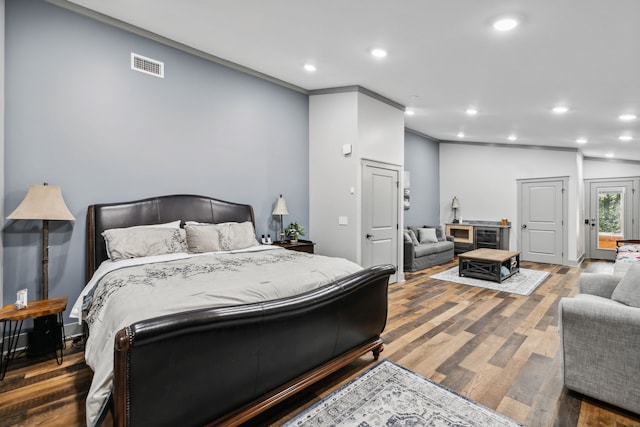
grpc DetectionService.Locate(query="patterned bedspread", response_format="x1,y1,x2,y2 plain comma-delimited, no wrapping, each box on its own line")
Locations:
616,243,640,263
78,246,362,426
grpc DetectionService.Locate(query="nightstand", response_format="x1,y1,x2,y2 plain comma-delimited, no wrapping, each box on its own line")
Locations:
0,296,67,379
273,239,315,254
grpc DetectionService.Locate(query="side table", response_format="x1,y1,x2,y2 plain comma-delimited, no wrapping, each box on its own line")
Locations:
0,296,67,380
272,239,315,254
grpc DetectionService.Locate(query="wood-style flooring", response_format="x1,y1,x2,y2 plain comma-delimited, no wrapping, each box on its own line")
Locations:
1,259,639,426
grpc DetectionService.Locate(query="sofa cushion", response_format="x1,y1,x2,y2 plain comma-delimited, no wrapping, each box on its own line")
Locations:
611,263,640,307
418,227,438,243
406,229,419,246
414,240,454,257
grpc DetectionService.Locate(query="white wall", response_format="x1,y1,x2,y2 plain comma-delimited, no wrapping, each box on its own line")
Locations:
583,158,640,179
440,143,583,264
309,89,404,279
309,92,359,260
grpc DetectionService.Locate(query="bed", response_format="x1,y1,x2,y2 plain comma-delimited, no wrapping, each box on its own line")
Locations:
74,194,395,426
614,239,640,275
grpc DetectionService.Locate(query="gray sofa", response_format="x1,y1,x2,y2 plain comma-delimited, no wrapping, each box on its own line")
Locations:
558,266,640,414
403,225,454,272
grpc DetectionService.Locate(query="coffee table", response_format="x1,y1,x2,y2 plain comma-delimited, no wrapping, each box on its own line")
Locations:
458,249,520,283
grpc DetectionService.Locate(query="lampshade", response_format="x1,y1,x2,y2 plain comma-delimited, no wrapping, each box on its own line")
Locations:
272,194,289,216
8,184,75,221
451,197,460,209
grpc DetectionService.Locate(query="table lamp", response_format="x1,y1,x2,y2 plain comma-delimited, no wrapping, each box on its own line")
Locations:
7,183,75,300
272,194,289,242
452,197,460,223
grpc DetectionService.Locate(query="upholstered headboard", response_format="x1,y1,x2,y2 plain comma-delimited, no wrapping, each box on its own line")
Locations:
86,194,255,280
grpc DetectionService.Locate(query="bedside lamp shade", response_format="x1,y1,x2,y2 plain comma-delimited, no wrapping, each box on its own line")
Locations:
8,184,75,300
272,195,289,242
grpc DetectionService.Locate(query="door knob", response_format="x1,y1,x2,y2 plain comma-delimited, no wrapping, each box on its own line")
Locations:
521,224,527,229
366,234,374,239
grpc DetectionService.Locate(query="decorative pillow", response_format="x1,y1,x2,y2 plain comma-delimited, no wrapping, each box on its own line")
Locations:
217,221,259,251
403,230,412,243
132,220,181,229
611,263,640,307
102,227,187,260
418,227,438,244
184,225,222,253
423,225,444,241
407,229,420,246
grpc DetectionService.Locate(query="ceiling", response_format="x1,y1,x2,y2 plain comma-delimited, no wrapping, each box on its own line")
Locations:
63,0,640,161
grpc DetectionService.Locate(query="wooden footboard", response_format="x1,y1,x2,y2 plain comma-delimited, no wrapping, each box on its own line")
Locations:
112,264,395,427
208,338,383,426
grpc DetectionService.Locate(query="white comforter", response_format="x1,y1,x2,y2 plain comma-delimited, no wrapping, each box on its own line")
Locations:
71,246,362,427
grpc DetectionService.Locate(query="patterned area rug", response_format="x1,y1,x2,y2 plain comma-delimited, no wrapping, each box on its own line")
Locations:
430,266,549,296
284,360,522,427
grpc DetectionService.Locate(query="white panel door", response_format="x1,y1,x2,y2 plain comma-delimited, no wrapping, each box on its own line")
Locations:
520,179,564,264
362,163,399,279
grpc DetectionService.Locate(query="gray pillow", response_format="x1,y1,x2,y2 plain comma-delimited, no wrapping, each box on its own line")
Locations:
184,224,222,253
102,227,187,260
423,225,444,241
418,227,438,243
407,229,419,246
611,263,640,307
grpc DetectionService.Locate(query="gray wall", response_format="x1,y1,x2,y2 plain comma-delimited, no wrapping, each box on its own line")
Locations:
4,0,309,320
403,130,439,226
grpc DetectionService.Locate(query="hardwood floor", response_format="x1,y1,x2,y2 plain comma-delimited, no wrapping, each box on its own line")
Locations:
1,259,639,426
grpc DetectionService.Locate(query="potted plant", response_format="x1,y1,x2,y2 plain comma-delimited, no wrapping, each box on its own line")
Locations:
285,221,305,244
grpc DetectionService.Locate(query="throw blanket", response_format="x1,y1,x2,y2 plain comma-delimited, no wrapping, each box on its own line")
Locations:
78,247,362,426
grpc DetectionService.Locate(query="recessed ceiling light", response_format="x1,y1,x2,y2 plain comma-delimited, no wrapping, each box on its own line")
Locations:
405,109,415,116
465,108,478,116
606,153,615,158
303,63,316,72
619,135,633,141
619,114,637,121
552,106,569,114
371,48,387,58
457,132,465,138
576,138,587,144
493,17,519,32
508,134,518,141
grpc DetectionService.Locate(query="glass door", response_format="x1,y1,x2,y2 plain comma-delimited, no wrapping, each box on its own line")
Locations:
588,180,634,260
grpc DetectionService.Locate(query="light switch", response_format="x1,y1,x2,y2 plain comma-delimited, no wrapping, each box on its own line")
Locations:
338,216,348,225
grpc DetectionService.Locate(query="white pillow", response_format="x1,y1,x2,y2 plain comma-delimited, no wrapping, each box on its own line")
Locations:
418,227,438,244
218,222,259,251
102,227,187,260
184,221,258,252
184,224,222,253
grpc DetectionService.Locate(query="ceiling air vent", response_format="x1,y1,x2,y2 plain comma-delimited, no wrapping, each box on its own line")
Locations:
131,52,164,78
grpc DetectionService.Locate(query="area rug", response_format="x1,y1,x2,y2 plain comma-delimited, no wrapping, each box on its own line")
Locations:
284,359,522,427
430,266,549,296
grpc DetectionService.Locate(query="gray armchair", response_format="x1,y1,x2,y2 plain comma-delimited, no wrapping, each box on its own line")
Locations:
558,272,640,414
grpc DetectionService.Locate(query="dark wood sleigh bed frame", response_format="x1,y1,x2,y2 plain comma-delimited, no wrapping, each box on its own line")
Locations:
86,194,395,426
